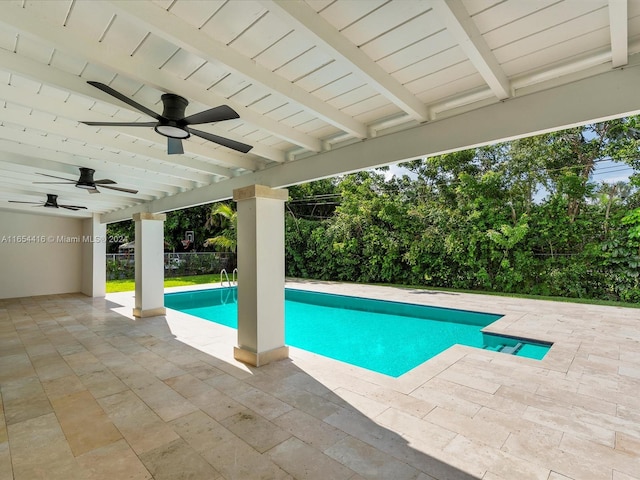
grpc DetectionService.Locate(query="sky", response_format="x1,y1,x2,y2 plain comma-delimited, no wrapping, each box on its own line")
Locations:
382,158,635,186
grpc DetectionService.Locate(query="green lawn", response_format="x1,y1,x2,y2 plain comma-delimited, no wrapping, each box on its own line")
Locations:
106,274,222,293
106,275,639,309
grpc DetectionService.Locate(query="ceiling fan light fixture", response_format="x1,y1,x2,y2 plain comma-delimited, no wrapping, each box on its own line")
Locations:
155,124,190,139
76,183,95,190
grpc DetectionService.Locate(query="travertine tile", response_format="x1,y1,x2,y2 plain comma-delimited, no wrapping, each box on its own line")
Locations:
560,433,640,479
139,438,222,480
546,472,574,480
130,378,198,422
333,387,388,418
274,387,343,421
201,434,292,480
410,380,483,418
375,407,457,451
42,374,85,400
502,428,610,479
0,353,35,383
8,413,84,480
189,387,246,421
50,389,122,456
164,373,215,398
129,350,186,380
612,470,640,480
437,364,501,394
75,439,151,480
169,410,236,453
0,441,12,480
325,436,419,480
63,351,104,376
79,369,128,399
428,406,512,448
98,390,179,455
220,409,291,453
615,432,640,456
1,375,52,425
273,408,348,451
30,353,74,381
235,387,294,420
522,405,615,447
443,434,550,480
0,395,7,443
268,436,355,480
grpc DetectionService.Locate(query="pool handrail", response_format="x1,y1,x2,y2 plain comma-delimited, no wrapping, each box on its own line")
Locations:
220,268,232,287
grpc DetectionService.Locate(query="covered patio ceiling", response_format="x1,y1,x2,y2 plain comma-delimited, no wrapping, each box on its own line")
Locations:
0,0,639,223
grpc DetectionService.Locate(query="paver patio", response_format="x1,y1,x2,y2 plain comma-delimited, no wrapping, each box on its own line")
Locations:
1,280,639,479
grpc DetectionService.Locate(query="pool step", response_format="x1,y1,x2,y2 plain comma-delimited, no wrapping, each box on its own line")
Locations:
483,342,524,355
499,343,523,355
484,345,503,352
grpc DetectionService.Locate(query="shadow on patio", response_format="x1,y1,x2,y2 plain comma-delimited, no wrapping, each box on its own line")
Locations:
0,292,478,480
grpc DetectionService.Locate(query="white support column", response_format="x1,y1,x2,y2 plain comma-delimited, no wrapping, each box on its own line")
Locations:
233,185,289,367
81,213,106,297
132,212,166,318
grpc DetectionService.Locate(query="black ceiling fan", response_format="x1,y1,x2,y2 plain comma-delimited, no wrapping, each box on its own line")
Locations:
81,81,253,155
9,193,87,211
33,167,138,194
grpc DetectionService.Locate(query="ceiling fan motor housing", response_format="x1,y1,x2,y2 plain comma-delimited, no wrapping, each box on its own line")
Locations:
77,168,96,189
155,94,190,139
44,194,58,207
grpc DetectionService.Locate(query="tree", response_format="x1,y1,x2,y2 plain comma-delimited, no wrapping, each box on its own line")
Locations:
204,203,237,254
282,119,639,301
105,220,134,253
163,204,215,251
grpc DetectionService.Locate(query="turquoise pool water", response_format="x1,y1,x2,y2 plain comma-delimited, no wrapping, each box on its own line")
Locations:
165,288,551,377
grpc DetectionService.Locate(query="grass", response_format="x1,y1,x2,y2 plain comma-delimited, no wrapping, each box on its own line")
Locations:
106,274,222,293
107,274,639,308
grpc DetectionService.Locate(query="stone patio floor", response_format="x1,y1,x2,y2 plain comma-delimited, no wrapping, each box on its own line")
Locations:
1,280,639,479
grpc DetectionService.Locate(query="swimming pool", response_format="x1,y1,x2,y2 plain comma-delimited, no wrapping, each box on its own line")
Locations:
165,287,552,377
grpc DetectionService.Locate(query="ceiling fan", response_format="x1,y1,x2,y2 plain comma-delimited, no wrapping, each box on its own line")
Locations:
9,193,87,211
81,81,253,155
33,167,138,194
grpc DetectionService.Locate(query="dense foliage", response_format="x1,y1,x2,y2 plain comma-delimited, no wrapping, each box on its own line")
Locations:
106,203,238,279
285,120,640,302
106,203,233,253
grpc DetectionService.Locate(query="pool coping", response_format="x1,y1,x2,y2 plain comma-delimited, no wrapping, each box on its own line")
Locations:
142,281,565,394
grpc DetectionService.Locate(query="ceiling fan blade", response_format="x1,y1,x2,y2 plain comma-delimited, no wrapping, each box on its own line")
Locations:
87,81,162,121
33,181,77,185
168,137,184,155
189,128,253,153
8,200,42,205
87,188,100,194
183,105,239,125
100,184,139,194
36,173,76,181
82,121,157,127
60,205,88,210
94,179,117,185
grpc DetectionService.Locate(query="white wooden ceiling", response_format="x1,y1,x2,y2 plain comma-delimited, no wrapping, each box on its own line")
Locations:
0,0,639,221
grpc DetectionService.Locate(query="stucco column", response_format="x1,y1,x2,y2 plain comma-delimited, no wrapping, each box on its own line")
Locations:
132,212,166,318
81,213,106,297
233,185,289,367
